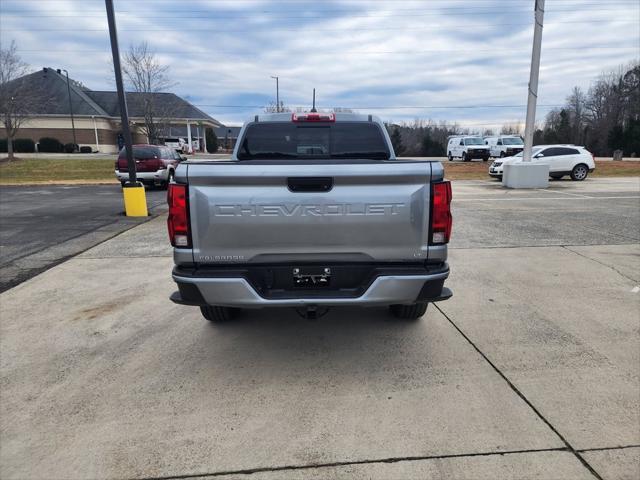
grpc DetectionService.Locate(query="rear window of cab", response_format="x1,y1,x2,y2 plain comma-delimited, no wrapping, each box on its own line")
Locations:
237,122,391,160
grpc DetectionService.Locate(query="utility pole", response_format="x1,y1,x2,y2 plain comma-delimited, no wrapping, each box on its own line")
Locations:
502,0,548,188
271,76,279,112
105,0,147,216
105,0,136,185
59,69,77,150
522,0,545,163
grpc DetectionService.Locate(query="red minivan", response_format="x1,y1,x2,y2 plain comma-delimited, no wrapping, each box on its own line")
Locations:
115,144,183,188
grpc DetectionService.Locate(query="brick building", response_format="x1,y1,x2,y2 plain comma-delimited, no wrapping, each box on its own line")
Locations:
5,67,222,153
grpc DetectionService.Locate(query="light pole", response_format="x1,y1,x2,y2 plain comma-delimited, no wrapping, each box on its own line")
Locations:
105,0,147,216
522,0,545,163
58,68,77,150
502,0,549,188
271,76,279,112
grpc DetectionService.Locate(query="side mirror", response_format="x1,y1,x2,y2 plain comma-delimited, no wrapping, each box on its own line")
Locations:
534,153,544,158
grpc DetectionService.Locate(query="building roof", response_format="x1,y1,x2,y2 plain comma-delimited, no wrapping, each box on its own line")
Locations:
214,126,242,138
9,67,221,126
84,91,219,124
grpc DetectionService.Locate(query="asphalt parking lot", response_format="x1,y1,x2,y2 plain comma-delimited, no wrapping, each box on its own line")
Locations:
0,177,638,479
0,185,167,292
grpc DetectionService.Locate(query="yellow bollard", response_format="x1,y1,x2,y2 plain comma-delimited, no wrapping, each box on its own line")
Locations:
122,184,148,217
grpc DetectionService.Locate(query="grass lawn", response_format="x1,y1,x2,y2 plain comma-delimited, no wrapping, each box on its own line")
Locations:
0,158,117,184
0,157,638,184
442,160,640,180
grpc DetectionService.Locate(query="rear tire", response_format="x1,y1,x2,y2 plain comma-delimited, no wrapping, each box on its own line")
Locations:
500,151,505,158
389,303,428,319
570,163,589,181
462,152,469,162
448,152,453,161
482,157,489,162
550,174,564,180
200,305,239,322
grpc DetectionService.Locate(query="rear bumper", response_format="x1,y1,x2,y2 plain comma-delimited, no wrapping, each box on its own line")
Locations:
171,264,451,308
115,169,169,183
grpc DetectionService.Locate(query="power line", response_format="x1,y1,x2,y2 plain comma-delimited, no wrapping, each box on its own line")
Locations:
14,45,638,55
5,8,628,21
192,104,564,109
4,6,637,17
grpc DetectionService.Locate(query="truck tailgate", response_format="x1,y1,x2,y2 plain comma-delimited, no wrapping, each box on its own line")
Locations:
185,161,434,264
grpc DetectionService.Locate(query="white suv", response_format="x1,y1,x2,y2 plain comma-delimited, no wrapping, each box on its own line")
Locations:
489,145,595,181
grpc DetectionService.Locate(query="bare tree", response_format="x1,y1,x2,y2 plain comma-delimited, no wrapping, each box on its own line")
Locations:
264,100,290,113
121,42,175,144
0,41,33,160
500,122,523,135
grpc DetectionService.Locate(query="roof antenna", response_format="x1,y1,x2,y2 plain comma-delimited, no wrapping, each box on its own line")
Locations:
310,88,317,112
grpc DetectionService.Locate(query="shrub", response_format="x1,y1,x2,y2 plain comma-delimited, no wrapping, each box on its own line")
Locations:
63,143,79,153
205,128,219,153
0,138,36,153
13,138,36,153
38,137,63,153
79,146,93,153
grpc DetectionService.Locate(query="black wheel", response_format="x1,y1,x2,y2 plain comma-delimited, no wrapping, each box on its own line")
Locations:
120,181,126,187
448,152,453,161
500,152,505,158
462,152,469,162
389,303,428,319
570,164,589,181
482,157,489,162
200,305,239,322
550,174,564,180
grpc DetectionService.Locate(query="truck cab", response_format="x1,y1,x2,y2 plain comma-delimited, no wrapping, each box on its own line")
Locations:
168,112,452,321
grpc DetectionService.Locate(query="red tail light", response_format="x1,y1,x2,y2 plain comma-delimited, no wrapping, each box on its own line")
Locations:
430,181,452,244
292,112,336,122
167,184,191,247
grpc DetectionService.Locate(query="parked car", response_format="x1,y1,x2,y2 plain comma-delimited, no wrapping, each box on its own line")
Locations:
115,144,184,188
489,145,595,181
484,135,524,158
164,137,187,153
447,136,490,161
168,112,453,322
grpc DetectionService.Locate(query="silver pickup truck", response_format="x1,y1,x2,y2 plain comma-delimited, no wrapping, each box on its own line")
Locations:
168,112,452,321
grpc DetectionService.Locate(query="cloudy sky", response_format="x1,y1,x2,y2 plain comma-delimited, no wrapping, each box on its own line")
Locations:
1,0,638,128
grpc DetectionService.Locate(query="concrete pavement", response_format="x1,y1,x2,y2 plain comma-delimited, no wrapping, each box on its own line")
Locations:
0,178,638,479
0,185,168,292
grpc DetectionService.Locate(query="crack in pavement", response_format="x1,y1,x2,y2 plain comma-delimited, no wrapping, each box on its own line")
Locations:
577,445,640,453
433,304,604,480
562,245,639,283
132,447,570,480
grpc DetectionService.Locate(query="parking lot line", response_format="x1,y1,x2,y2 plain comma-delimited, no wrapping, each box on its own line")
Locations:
454,196,640,202
535,188,591,198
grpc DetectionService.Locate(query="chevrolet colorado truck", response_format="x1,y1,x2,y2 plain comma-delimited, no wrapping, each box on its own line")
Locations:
168,112,452,321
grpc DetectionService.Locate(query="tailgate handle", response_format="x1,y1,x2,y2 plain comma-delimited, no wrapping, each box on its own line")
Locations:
287,177,333,192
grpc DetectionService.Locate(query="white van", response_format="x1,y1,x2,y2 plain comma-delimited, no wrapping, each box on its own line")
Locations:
484,135,524,158
447,136,490,162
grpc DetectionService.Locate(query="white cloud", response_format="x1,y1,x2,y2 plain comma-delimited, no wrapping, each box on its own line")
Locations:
1,0,637,127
